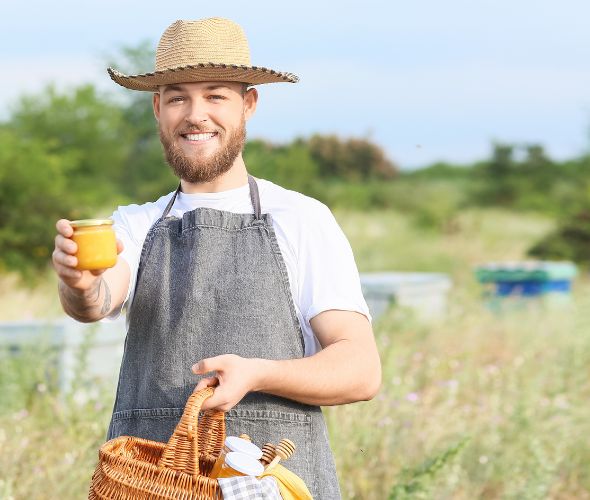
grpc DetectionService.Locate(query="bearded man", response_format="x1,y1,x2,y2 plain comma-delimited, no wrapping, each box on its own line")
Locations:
52,17,381,499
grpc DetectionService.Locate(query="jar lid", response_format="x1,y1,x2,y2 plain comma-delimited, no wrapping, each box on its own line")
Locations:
225,437,263,459
70,219,114,228
224,452,264,476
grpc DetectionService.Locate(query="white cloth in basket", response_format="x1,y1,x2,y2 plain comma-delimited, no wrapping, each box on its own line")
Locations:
218,476,282,499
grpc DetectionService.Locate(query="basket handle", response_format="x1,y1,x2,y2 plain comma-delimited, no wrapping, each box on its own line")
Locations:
157,387,226,478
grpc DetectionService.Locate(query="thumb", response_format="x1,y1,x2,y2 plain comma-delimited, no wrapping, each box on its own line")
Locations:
192,355,225,375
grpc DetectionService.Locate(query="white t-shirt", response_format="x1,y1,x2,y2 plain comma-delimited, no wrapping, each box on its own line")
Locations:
110,178,370,356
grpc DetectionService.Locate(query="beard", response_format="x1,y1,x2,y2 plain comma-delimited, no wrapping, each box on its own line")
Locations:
159,118,246,183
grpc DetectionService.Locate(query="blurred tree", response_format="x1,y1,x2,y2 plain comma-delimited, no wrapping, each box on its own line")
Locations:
106,41,178,201
473,143,517,205
244,140,319,194
528,209,590,267
10,84,132,207
302,134,397,180
0,128,79,276
521,145,554,183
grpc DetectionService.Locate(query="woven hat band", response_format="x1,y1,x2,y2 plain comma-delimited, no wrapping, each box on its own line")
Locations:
156,18,252,71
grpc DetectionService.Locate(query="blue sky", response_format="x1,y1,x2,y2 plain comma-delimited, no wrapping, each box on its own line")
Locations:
1,0,589,169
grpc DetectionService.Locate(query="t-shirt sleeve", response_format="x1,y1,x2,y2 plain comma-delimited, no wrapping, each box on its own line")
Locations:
106,206,146,319
297,201,371,324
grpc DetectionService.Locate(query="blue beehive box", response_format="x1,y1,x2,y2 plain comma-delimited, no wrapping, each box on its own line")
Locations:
474,261,577,306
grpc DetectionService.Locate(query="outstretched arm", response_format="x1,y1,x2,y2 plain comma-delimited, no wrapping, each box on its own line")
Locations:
53,219,130,322
193,309,381,411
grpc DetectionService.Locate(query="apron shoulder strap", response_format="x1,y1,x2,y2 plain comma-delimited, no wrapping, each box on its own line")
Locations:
247,175,262,220
162,183,181,219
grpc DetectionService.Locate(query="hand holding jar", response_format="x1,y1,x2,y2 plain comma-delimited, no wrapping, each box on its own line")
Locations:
52,218,123,292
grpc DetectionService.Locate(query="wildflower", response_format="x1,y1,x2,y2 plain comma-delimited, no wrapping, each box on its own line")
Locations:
447,379,459,392
513,355,525,368
13,409,28,421
485,364,499,376
378,416,393,428
449,359,461,370
553,395,569,410
73,390,89,406
63,452,76,465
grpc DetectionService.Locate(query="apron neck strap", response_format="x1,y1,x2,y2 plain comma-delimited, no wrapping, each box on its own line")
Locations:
247,175,262,220
161,175,262,220
162,183,181,219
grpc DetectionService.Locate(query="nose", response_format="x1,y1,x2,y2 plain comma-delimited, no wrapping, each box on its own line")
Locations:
185,100,208,126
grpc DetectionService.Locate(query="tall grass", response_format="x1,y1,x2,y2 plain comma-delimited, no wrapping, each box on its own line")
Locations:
0,328,113,499
2,208,588,498
327,288,590,498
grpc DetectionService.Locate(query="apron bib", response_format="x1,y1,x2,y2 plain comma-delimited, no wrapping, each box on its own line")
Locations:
107,176,340,498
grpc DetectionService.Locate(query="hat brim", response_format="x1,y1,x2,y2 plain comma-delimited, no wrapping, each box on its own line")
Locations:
108,64,299,91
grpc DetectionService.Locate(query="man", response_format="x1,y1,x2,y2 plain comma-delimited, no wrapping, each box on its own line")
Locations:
52,17,380,498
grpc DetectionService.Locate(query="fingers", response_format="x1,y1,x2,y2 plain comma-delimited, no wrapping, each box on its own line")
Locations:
52,245,77,267
56,219,74,238
53,218,118,294
53,263,82,280
52,245,80,281
52,228,80,282
194,376,219,391
200,385,234,412
55,233,77,255
192,355,251,412
192,354,237,375
194,374,226,411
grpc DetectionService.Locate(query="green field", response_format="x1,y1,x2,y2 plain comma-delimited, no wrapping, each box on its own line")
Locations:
1,208,589,499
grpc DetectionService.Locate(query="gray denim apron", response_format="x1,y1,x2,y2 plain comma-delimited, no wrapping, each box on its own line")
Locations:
107,176,340,499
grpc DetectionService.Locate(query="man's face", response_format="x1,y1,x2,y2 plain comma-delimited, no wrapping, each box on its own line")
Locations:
153,81,257,183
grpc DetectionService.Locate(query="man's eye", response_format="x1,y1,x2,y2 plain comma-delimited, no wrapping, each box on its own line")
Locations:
209,95,226,100
168,96,184,103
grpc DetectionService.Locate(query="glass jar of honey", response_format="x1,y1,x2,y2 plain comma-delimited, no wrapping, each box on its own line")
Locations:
70,219,117,271
217,452,264,479
210,436,263,479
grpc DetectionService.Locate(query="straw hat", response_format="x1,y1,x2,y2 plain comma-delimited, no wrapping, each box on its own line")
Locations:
108,17,299,91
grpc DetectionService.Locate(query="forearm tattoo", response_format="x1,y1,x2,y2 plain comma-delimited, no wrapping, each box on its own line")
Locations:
59,277,112,320
99,278,112,315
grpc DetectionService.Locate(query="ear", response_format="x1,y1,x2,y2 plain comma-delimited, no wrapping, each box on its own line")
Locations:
153,92,161,122
243,87,258,121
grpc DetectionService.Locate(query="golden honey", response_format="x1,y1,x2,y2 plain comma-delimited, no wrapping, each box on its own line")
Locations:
70,219,117,271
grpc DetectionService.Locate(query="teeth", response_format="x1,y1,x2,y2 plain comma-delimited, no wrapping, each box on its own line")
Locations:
185,133,216,141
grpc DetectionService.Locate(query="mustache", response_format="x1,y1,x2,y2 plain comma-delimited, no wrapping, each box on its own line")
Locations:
176,123,220,135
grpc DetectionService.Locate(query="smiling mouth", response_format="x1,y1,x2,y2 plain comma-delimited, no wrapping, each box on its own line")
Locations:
181,132,218,142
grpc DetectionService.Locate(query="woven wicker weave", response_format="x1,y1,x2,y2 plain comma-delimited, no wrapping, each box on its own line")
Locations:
88,387,225,499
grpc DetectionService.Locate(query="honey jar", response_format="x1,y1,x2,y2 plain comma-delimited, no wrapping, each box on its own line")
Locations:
70,219,117,271
217,452,264,479
210,436,263,479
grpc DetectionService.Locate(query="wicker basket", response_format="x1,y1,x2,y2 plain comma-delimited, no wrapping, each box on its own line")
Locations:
88,387,226,499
